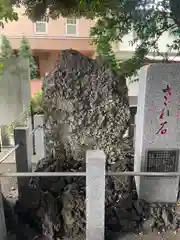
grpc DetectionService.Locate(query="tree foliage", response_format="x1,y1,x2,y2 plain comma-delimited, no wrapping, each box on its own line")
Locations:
31,89,43,114
10,0,180,77
0,35,13,73
19,37,38,79
0,35,13,59
90,0,180,77
0,0,18,27
11,0,119,20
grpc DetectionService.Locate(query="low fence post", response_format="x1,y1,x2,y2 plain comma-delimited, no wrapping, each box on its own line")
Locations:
14,127,32,196
0,181,6,239
30,103,36,155
86,150,106,240
34,115,44,159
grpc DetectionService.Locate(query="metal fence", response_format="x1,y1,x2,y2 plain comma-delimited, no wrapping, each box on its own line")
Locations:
0,126,179,240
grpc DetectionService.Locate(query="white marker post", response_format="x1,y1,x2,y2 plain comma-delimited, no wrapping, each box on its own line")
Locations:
86,150,106,240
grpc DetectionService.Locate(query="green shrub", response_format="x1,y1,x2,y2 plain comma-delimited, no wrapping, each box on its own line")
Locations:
31,89,43,114
19,37,38,79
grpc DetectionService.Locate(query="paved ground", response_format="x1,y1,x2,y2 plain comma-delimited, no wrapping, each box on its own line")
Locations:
0,147,38,196
0,147,40,164
1,148,180,239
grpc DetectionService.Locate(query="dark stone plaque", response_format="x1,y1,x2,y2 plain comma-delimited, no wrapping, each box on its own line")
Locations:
146,149,179,172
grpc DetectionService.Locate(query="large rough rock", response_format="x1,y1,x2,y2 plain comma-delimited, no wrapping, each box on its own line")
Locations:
43,50,130,165
16,50,142,239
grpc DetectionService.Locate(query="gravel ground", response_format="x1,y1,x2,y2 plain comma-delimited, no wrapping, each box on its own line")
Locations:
0,147,38,196
0,163,36,197
1,149,180,239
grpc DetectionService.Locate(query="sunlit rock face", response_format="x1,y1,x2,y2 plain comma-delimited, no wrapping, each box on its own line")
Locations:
43,49,130,167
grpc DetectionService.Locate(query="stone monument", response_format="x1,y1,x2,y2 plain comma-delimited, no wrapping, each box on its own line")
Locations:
0,56,30,125
134,63,180,203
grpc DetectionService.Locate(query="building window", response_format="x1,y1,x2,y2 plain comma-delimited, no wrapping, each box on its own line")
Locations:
34,21,48,34
66,18,77,35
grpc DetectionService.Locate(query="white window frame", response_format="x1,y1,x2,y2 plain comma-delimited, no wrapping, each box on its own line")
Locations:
34,21,48,34
66,18,78,36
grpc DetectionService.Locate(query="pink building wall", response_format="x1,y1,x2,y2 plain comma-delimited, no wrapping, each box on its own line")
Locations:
34,51,59,77
1,7,96,78
1,7,95,38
